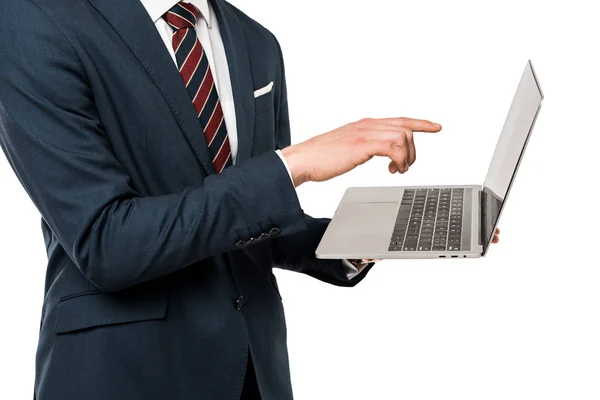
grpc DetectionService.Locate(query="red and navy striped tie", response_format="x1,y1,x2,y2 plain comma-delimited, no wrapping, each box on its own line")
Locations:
164,2,232,173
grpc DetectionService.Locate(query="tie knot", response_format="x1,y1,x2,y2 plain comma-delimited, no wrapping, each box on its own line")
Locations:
164,2,200,30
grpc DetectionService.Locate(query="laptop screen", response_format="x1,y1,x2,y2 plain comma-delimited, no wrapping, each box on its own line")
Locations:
482,61,544,254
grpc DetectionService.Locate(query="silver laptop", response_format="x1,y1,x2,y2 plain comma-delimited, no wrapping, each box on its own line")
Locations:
316,60,544,260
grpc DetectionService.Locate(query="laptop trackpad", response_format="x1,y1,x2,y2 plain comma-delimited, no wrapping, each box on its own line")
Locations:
319,202,397,257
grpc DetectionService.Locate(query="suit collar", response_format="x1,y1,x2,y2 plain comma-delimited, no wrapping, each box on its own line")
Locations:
84,0,255,172
85,0,215,173
210,0,255,163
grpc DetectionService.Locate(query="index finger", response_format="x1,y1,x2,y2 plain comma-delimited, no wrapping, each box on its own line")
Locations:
377,117,442,133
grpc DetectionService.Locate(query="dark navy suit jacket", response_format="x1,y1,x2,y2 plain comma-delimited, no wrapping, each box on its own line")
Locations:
0,0,372,399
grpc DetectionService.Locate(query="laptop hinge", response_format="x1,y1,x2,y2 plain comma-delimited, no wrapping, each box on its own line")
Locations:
479,189,487,247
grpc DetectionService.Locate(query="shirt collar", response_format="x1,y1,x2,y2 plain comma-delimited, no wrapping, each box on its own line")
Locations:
140,0,212,28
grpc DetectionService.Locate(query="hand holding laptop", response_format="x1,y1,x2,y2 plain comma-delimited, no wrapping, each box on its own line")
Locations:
281,117,442,187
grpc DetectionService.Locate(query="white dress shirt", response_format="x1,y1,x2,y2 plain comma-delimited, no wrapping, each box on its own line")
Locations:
139,0,367,279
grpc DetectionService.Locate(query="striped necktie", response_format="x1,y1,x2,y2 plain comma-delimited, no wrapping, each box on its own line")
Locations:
163,2,232,173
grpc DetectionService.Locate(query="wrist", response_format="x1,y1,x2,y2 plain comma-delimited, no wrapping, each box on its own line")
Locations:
281,146,309,187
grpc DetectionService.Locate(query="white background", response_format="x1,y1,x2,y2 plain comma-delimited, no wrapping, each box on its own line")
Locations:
1,0,599,398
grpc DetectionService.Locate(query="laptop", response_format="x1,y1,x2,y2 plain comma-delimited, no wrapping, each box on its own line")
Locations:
316,60,544,260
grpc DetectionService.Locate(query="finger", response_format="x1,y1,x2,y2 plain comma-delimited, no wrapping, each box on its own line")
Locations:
371,131,409,174
492,235,500,244
395,131,410,173
377,117,442,133
495,227,501,235
388,161,398,174
370,123,416,166
403,128,416,166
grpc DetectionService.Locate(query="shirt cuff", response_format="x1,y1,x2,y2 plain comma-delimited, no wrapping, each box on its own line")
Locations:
343,259,369,280
275,150,294,184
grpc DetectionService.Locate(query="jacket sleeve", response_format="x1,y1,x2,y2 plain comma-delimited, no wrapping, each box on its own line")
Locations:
0,1,306,292
270,35,373,287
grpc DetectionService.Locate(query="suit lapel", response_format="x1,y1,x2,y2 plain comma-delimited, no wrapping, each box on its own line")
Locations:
211,0,256,164
85,0,216,174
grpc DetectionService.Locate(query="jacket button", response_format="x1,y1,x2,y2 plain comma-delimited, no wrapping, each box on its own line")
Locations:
235,295,244,311
269,227,281,236
258,233,270,242
236,240,248,249
247,237,258,245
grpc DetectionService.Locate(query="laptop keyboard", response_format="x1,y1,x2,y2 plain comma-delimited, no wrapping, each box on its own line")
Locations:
388,188,464,252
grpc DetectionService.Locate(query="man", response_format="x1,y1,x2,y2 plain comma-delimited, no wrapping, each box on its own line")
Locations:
0,0,499,399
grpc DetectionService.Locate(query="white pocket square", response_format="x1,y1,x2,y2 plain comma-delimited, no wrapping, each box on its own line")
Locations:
254,81,274,98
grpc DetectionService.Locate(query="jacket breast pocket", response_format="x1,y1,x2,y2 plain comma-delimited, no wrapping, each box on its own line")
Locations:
54,288,169,334
254,81,274,113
